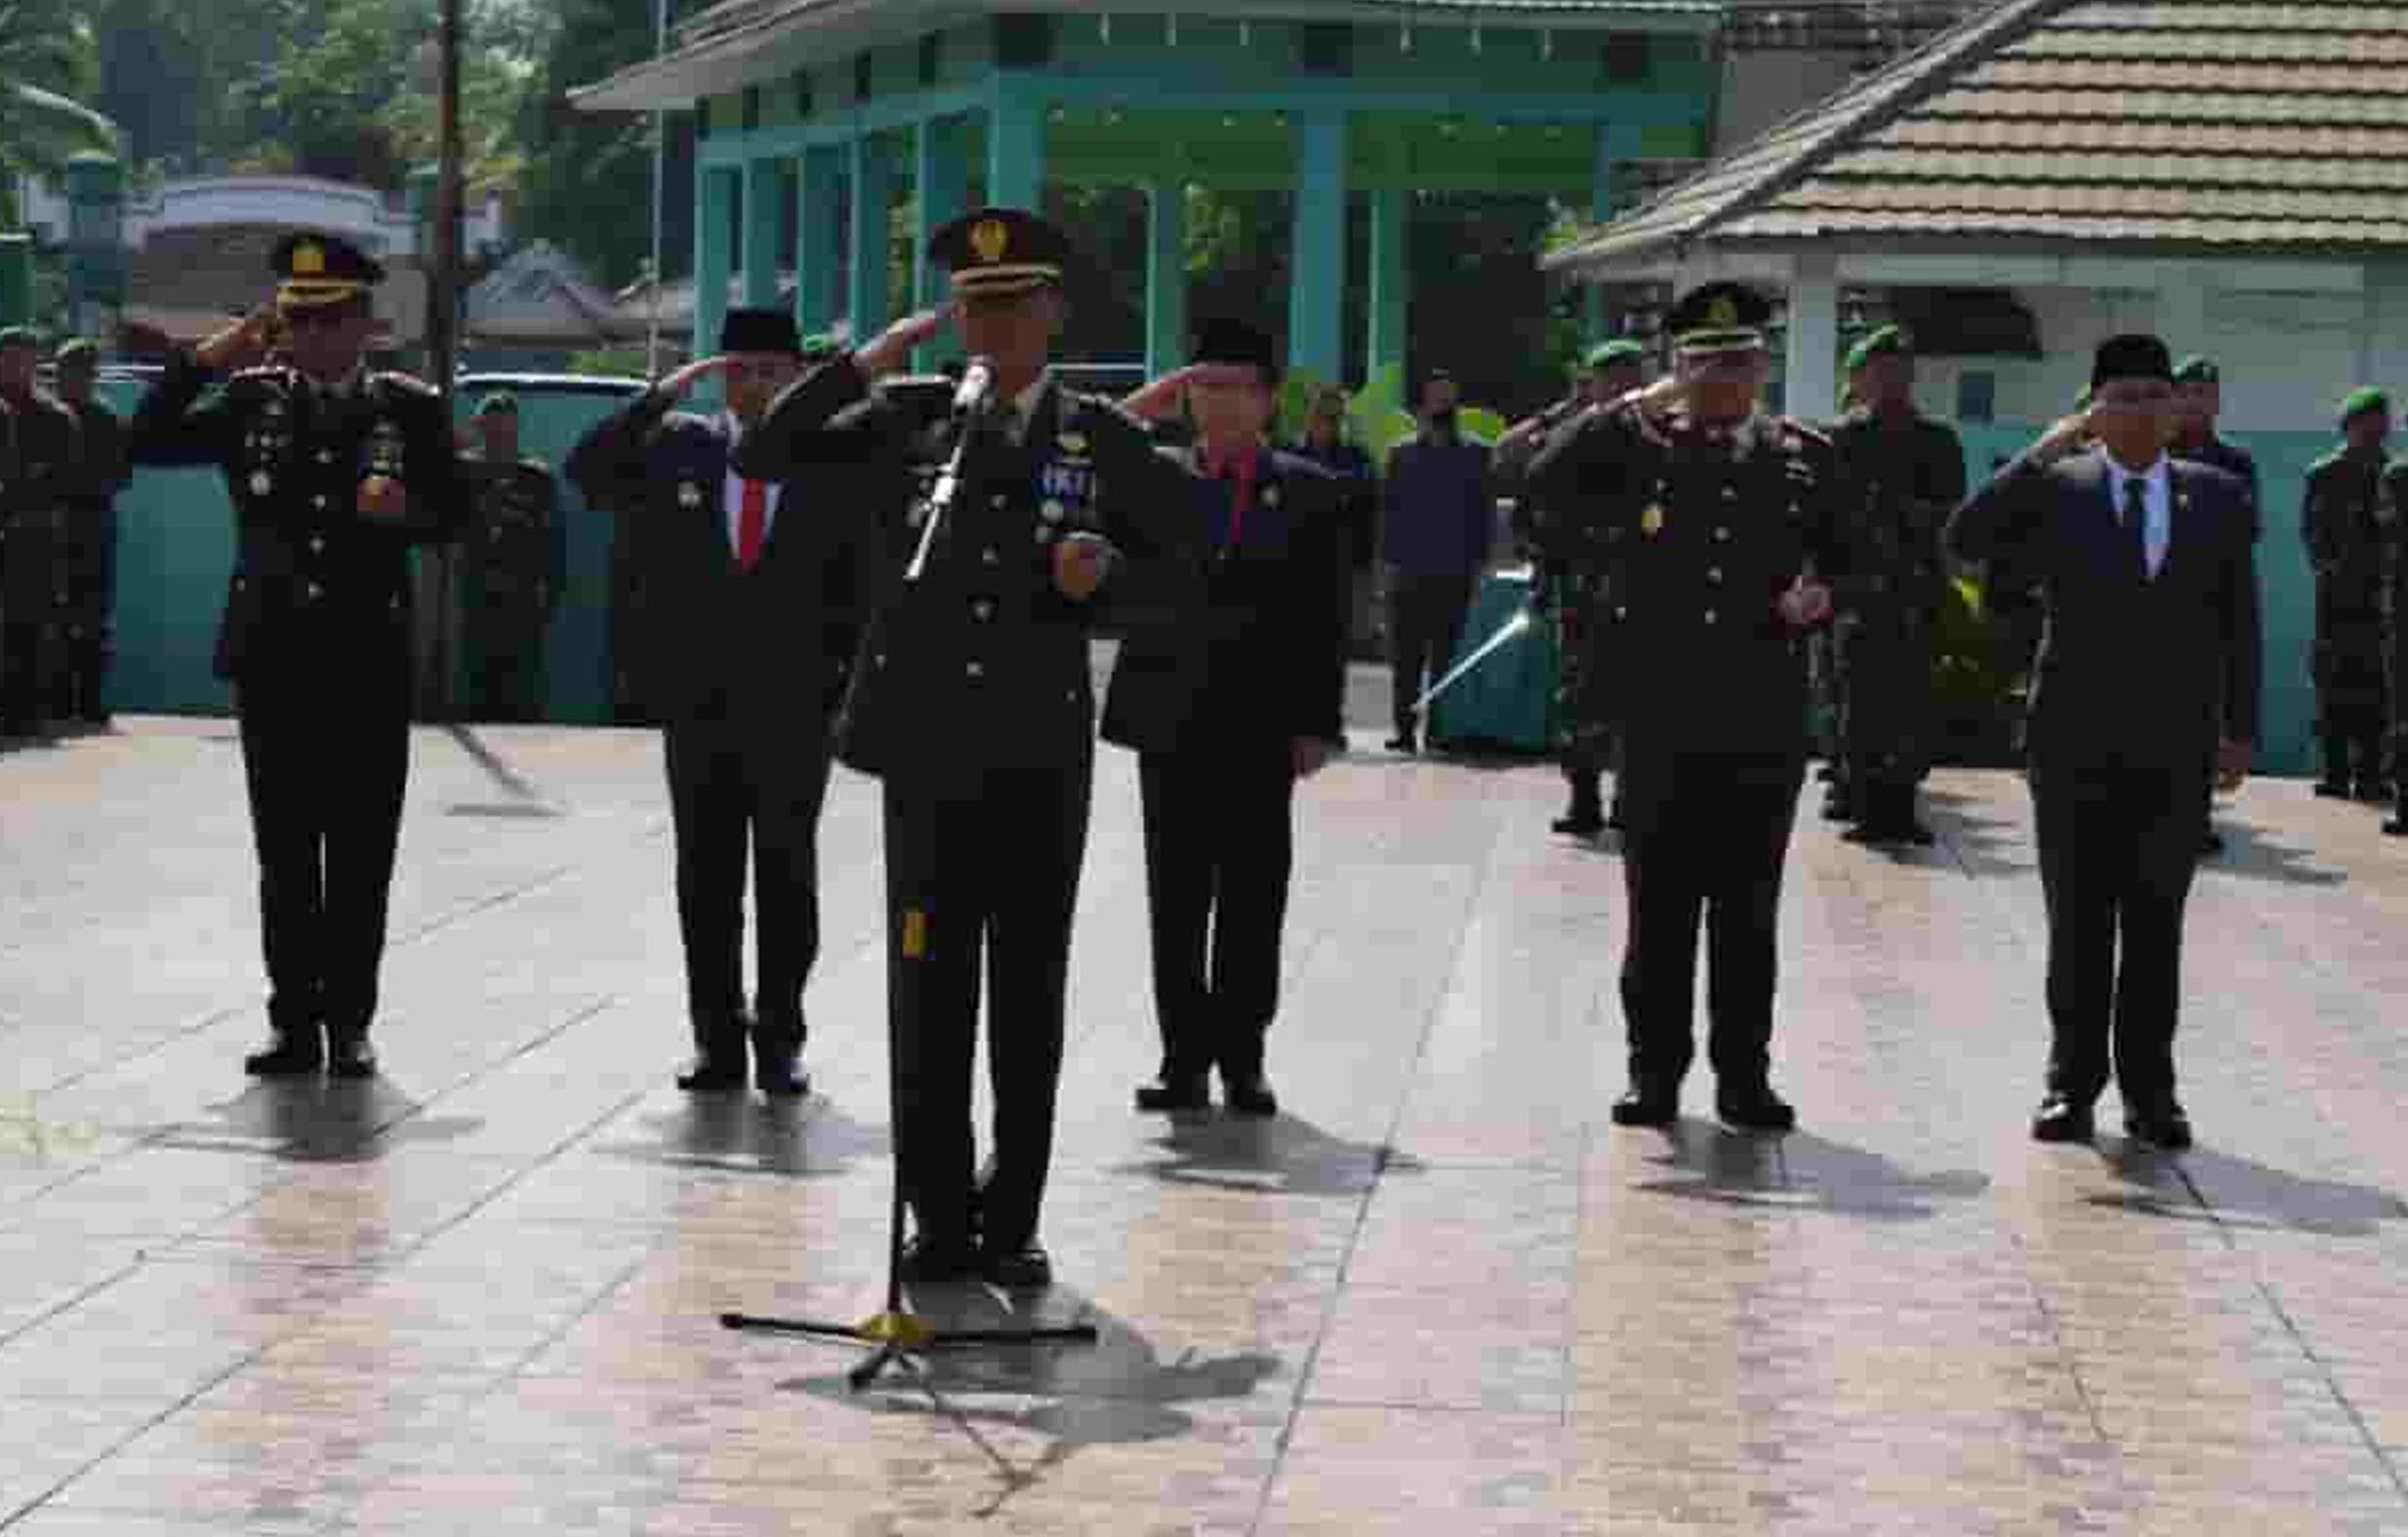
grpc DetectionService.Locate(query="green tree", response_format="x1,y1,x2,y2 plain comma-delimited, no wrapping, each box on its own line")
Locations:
515,0,694,289
0,0,117,219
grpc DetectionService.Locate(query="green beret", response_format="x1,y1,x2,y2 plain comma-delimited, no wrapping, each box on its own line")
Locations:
1843,324,1907,374
1583,339,1645,371
800,332,840,359
2341,386,2391,425
2172,355,2218,385
53,338,98,366
474,391,518,418
2073,385,2091,412
0,327,39,351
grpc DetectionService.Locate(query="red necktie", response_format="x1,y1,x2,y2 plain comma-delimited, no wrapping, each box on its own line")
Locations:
736,478,768,571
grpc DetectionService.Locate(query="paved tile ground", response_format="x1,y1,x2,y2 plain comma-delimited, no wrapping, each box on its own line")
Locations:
7,695,2408,1534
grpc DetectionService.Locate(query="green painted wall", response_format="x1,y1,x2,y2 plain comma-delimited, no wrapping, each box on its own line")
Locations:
99,382,635,726
1957,424,2324,778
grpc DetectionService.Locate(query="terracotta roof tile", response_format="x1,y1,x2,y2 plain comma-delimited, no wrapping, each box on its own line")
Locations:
1549,0,2408,268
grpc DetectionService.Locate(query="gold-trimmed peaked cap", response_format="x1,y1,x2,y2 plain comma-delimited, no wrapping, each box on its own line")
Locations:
927,205,1071,299
1665,281,1771,356
271,230,385,311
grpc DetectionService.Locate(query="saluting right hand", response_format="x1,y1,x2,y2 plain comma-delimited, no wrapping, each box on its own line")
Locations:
2030,414,2092,463
855,308,952,379
195,306,278,372
656,354,732,398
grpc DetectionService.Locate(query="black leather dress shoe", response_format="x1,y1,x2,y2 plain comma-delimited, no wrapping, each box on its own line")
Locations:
982,1243,1054,1290
1716,1085,1796,1134
752,1048,809,1099
1134,1076,1211,1113
1385,732,1418,754
1222,1073,1279,1119
2198,828,2224,857
1552,809,1606,837
2355,779,2391,804
675,1054,747,1092
244,1027,323,1078
1610,1086,1678,1127
325,1028,379,1081
900,1235,980,1285
1821,788,1856,822
2386,813,2408,838
2124,1103,2193,1151
2029,1093,2094,1143
2314,778,2353,799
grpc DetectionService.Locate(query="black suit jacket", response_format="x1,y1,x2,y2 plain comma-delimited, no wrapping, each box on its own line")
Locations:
1949,448,2259,770
566,388,867,728
1100,446,1349,757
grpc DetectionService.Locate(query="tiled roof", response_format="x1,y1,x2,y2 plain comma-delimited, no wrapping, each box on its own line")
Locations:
1547,0,2408,269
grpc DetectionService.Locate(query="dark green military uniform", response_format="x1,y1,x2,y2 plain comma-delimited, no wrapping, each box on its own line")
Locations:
1827,402,1964,844
128,233,467,1077
461,449,561,721
0,333,81,739
738,207,1202,1286
54,343,132,725
2303,397,2393,796
1526,283,1847,1133
2381,457,2408,832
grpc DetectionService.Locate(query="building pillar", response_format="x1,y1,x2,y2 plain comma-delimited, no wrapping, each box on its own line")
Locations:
1145,178,1188,380
741,155,782,308
1288,111,1348,384
796,146,843,337
1366,185,1407,392
987,90,1047,210
915,116,970,368
1785,253,1840,423
2154,266,2212,365
692,164,736,377
847,133,892,342
1585,126,1622,345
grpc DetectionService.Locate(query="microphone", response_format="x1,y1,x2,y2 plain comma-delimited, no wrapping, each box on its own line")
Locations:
952,356,997,418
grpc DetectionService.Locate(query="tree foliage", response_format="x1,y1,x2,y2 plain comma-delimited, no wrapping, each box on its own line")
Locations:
0,0,117,217
514,0,694,290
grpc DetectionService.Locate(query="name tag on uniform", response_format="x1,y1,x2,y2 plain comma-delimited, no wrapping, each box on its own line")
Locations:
1038,460,1096,528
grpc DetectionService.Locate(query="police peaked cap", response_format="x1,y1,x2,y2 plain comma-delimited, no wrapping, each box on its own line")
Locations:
1665,282,1771,355
272,231,385,310
927,206,1072,298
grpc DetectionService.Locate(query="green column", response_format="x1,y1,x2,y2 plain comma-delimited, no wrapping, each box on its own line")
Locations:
741,155,782,307
1288,111,1347,385
847,134,892,341
1366,185,1407,392
693,164,735,380
987,89,1047,210
796,146,842,336
1144,179,1187,380
915,116,970,368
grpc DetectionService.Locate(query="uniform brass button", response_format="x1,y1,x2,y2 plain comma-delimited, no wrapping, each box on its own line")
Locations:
973,600,994,620
981,548,999,565
317,450,336,465
1703,609,1718,624
1715,527,1731,542
966,660,986,679
1614,606,1627,619
306,582,324,601
1721,486,1738,501
1707,566,1722,583
990,493,1009,509
313,494,329,510
309,535,325,554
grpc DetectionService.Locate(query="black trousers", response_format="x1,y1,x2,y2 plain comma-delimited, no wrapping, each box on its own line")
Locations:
235,654,413,1035
1138,742,1297,1085
465,608,547,722
1616,751,1804,1090
2029,752,2202,1109
883,755,1091,1253
661,707,831,1053
1388,573,1474,735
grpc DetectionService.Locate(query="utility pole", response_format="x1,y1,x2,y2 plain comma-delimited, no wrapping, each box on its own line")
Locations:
646,0,671,379
421,0,465,719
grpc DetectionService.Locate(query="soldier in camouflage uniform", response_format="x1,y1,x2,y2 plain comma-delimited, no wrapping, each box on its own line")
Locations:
1499,339,1646,836
1826,326,1964,847
461,392,562,721
51,339,131,726
2302,387,2394,801
2167,356,2260,856
0,327,81,741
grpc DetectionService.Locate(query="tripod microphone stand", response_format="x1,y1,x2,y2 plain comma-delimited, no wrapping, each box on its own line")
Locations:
720,357,1099,1389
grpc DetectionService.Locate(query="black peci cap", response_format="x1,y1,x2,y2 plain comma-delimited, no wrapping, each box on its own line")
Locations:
718,306,803,356
2090,333,2174,390
1190,316,1280,383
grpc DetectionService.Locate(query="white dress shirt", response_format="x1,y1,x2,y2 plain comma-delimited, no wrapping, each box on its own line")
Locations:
719,412,780,552
2103,451,2171,580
